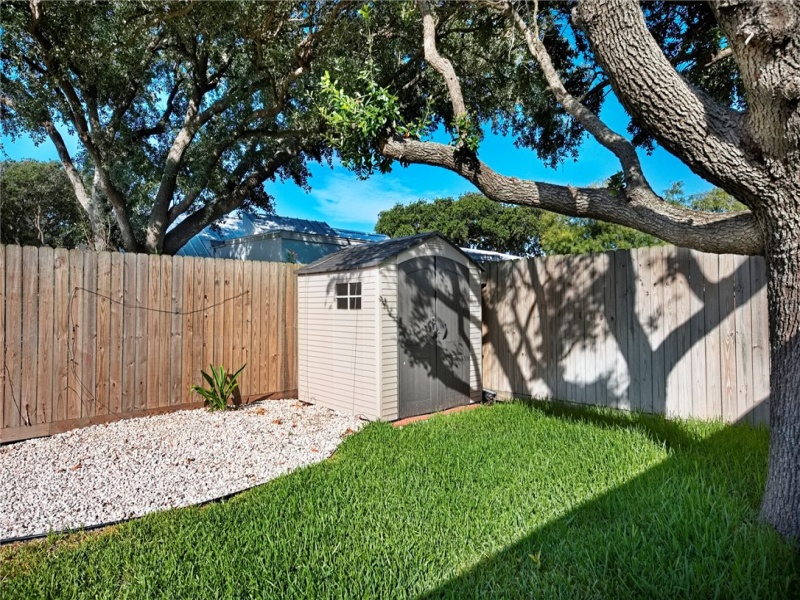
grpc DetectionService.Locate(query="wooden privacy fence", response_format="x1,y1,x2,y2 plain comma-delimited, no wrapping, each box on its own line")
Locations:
1,244,298,443
482,246,770,425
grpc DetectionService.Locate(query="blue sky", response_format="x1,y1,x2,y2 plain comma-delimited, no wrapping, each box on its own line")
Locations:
1,95,712,233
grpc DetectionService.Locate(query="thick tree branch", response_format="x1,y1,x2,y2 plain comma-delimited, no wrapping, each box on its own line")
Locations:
43,121,92,212
162,146,301,255
709,0,800,173
146,95,201,250
167,188,203,226
417,0,467,120
573,0,770,205
502,0,651,194
44,122,133,251
380,137,763,255
94,167,139,251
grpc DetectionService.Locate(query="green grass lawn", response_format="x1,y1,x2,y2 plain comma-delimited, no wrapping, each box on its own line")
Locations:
2,401,798,599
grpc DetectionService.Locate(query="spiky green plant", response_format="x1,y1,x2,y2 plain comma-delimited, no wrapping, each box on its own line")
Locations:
190,364,246,411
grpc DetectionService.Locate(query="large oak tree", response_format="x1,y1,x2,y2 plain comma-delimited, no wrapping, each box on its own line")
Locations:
1,0,361,253
324,0,799,540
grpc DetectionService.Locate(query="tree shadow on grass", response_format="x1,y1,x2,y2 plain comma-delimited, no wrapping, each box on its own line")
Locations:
417,401,797,600
3,402,797,599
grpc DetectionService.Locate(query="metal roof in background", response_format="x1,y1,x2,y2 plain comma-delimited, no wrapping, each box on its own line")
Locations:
332,228,389,242
461,248,520,263
175,212,382,257
250,214,338,237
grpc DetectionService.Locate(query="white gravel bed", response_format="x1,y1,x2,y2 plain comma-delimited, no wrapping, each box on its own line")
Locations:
0,399,364,540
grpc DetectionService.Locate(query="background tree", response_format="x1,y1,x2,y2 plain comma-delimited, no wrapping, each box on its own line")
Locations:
1,0,363,254
0,159,95,248
663,181,748,214
539,185,746,255
376,193,544,256
322,0,800,540
538,213,662,255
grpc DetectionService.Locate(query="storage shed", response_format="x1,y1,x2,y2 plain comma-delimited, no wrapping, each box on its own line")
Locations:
297,233,483,421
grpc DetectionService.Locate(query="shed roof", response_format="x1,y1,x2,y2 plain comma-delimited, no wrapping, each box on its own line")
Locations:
296,232,482,275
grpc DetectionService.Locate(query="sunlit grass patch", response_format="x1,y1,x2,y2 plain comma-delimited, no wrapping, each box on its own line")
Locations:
2,401,797,599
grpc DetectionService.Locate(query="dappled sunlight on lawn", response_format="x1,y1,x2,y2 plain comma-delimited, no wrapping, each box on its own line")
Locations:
2,402,797,599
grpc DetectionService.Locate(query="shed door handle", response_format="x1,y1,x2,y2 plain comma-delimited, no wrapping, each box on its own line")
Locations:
427,317,438,338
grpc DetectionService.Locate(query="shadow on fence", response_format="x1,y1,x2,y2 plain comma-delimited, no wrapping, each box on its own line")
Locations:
482,246,770,425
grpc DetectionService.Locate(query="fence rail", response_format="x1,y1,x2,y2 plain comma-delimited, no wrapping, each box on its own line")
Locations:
481,246,770,425
1,244,297,443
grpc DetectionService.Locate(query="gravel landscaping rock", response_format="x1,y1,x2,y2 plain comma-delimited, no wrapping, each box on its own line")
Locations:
0,400,364,540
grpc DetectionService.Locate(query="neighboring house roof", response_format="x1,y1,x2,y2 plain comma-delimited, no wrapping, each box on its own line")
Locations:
461,248,520,263
176,212,517,265
251,214,338,237
178,230,218,258
176,212,387,258
296,232,482,275
332,227,388,243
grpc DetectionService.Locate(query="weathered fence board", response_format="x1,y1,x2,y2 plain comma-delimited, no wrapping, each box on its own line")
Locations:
37,248,55,423
110,252,124,415
482,245,770,425
22,246,40,424
1,244,299,443
5,246,23,430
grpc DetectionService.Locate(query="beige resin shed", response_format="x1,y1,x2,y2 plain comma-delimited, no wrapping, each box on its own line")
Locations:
296,232,483,421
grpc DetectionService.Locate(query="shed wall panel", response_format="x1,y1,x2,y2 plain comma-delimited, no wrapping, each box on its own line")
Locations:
298,268,380,419
380,261,399,420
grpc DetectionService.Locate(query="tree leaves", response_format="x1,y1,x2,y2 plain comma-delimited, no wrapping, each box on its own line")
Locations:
0,160,94,248
376,193,545,256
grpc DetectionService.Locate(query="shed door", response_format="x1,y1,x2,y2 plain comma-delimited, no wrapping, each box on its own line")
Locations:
397,256,471,419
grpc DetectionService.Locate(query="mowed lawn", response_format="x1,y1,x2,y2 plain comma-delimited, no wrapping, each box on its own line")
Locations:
2,401,798,599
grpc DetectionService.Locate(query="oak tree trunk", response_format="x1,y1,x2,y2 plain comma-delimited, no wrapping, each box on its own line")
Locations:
759,195,800,541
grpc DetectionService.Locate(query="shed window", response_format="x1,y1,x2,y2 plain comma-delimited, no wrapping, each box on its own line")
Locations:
336,282,362,309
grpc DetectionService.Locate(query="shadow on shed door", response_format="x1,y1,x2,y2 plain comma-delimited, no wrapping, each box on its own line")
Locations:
397,256,471,419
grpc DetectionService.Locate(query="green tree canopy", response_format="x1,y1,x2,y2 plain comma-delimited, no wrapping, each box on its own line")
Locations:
375,193,544,256
0,160,93,248
538,213,663,256
0,1,370,254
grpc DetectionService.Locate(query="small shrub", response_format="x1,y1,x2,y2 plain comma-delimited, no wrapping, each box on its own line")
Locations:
190,364,246,411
